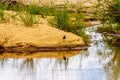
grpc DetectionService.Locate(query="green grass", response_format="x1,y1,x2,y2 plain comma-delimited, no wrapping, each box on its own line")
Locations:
51,4,89,44
39,6,54,17
97,0,120,25
11,2,26,11
0,2,9,10
0,1,27,12
27,4,54,17
19,13,38,27
0,10,8,23
98,24,120,33
54,6,71,31
27,4,40,15
96,0,120,35
0,10,5,20
71,21,89,44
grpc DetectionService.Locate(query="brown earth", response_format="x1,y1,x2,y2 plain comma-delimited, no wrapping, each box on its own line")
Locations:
0,23,85,47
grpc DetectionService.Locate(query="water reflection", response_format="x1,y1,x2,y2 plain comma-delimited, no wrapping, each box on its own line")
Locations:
0,51,108,80
103,36,120,80
108,48,120,80
0,26,120,80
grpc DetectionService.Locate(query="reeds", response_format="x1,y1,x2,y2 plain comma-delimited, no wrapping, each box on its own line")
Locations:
54,5,70,31
27,4,40,15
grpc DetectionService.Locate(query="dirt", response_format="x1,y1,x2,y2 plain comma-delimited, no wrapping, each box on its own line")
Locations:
0,18,85,48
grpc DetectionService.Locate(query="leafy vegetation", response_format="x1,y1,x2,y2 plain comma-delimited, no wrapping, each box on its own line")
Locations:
97,0,120,33
51,5,89,44
26,4,54,18
102,0,120,25
54,6,70,31
0,2,9,10
98,24,120,33
27,4,40,15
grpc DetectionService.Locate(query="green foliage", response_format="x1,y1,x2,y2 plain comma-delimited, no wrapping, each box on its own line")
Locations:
52,5,89,44
0,10,5,20
0,10,8,23
54,6,71,31
98,24,120,33
39,6,54,16
19,13,38,27
27,4,40,15
97,0,120,33
0,2,9,10
97,0,120,25
0,1,26,11
11,2,26,11
71,21,89,44
27,4,54,17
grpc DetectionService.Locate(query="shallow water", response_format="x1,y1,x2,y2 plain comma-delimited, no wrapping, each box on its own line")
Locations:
0,25,120,80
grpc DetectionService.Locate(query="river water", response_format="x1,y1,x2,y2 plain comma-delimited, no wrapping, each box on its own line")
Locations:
0,26,120,80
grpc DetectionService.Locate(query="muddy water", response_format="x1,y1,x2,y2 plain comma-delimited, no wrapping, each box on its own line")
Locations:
0,25,120,80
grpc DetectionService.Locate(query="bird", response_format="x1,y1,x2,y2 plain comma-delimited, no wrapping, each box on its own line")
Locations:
0,45,4,54
63,35,66,39
63,56,66,60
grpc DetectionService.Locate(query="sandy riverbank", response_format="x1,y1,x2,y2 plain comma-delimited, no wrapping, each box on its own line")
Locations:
0,22,85,48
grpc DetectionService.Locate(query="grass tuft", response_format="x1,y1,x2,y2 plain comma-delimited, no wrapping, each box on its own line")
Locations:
19,13,38,27
54,5,71,31
0,10,5,20
27,4,40,15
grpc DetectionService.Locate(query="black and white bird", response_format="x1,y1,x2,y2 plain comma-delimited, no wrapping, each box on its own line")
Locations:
63,35,66,39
